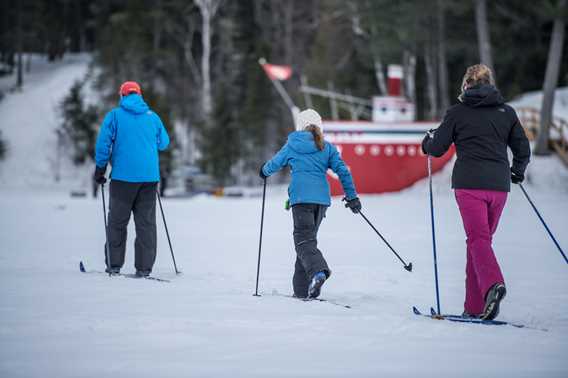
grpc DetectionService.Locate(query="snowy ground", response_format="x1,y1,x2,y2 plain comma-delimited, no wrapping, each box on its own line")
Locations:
1,55,568,377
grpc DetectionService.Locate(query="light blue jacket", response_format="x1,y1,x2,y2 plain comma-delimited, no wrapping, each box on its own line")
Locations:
262,131,357,206
95,94,169,182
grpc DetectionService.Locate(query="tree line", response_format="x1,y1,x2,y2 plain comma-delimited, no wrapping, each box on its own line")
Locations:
1,0,566,182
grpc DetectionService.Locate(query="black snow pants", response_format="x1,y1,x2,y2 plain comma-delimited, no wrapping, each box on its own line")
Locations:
292,204,331,298
105,180,158,273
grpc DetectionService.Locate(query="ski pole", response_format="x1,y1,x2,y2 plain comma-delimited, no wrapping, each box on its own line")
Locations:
254,178,267,296
101,183,111,276
518,183,567,264
353,206,413,272
156,188,180,274
428,155,442,315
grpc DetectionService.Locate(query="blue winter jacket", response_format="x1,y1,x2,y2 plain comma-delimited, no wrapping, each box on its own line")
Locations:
95,94,170,182
262,131,357,206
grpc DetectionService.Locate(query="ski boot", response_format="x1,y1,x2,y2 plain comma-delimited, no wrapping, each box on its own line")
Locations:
105,267,121,275
135,270,151,278
461,311,480,319
481,283,507,320
308,271,327,299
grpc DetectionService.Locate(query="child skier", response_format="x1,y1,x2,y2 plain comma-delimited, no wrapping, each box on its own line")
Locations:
260,108,361,299
422,64,530,320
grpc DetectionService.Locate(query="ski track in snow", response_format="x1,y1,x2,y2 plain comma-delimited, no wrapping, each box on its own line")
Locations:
0,55,568,377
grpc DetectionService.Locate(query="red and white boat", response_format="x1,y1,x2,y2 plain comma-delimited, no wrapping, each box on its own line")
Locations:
325,121,454,195
324,65,454,195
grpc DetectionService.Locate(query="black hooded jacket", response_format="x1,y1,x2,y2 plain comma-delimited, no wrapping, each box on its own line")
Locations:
422,84,530,192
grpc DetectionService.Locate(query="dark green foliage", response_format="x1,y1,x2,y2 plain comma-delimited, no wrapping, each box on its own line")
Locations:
60,80,99,165
9,0,566,183
0,0,93,71
0,130,6,160
143,87,176,180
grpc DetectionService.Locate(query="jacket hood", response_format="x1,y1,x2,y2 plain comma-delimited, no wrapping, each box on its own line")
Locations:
460,84,504,107
120,94,149,114
287,131,321,154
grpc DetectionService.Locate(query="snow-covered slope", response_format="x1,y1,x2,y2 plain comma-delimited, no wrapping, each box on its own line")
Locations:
0,62,567,377
0,54,91,190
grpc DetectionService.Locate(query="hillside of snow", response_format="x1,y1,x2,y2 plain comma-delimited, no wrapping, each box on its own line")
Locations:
0,54,92,190
510,86,568,120
1,58,567,377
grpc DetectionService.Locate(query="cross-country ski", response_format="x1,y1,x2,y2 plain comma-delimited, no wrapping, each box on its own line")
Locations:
411,306,547,331
79,261,171,283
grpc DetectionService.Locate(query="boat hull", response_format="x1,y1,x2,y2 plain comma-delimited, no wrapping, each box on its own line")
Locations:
324,123,455,195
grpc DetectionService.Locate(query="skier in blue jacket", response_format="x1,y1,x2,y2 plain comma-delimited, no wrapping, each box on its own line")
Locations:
260,108,361,299
94,81,170,277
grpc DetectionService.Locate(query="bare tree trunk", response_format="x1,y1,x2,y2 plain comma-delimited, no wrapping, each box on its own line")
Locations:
403,50,417,107
16,0,23,89
474,0,494,74
437,0,450,115
370,25,387,95
535,0,566,155
283,1,294,65
195,0,222,121
373,57,388,95
425,45,438,121
201,9,212,118
152,1,163,88
328,81,339,120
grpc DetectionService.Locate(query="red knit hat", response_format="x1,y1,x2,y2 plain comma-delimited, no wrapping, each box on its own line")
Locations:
119,81,142,96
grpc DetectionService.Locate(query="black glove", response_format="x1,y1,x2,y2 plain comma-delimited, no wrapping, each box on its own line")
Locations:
421,129,436,155
511,170,524,184
344,197,362,214
94,165,107,185
259,164,267,179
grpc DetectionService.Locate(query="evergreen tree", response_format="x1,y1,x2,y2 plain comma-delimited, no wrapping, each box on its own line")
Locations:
60,80,99,165
143,87,177,182
0,130,6,161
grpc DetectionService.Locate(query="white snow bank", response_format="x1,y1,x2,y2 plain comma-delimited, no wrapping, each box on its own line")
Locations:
0,53,91,191
510,86,568,120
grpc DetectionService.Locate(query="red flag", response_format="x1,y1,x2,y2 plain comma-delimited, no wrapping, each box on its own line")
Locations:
261,62,293,81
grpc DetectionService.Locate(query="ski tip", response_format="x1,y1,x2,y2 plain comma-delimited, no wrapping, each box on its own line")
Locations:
79,261,86,273
412,306,421,315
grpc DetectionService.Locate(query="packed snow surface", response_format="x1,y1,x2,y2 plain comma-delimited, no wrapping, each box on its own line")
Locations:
1,55,568,377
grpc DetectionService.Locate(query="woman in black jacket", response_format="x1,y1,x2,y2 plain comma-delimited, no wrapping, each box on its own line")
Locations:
422,64,530,320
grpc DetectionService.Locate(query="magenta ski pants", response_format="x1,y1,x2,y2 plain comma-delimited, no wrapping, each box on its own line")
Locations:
455,189,507,315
